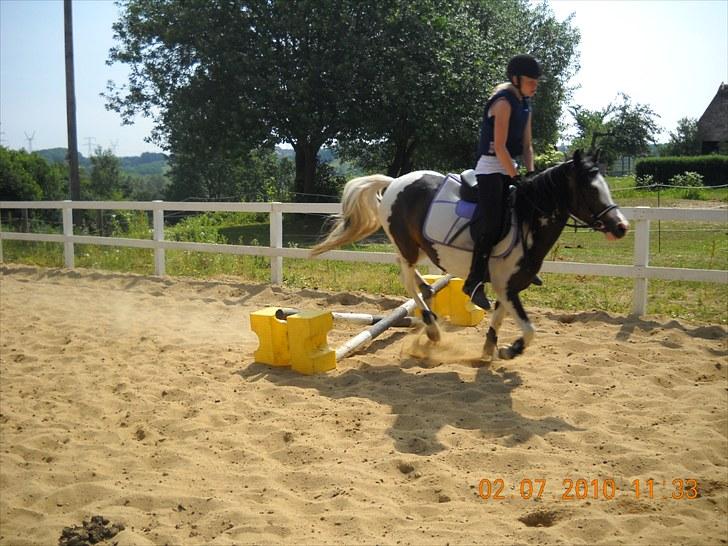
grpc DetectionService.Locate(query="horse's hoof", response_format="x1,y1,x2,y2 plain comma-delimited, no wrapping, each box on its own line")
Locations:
425,324,441,342
498,347,515,360
499,338,525,360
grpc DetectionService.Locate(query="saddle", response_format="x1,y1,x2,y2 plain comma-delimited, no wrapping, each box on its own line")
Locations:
422,170,518,257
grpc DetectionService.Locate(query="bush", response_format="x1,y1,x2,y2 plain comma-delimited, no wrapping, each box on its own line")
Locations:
668,172,704,200
534,147,566,171
635,174,655,189
668,171,704,187
635,155,728,186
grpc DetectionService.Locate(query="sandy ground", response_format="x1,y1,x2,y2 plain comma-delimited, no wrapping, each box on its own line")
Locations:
0,264,726,546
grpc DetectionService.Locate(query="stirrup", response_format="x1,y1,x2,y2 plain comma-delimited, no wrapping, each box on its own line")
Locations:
469,282,491,310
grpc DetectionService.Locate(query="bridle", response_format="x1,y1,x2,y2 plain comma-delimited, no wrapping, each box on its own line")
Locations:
568,203,619,232
566,168,620,232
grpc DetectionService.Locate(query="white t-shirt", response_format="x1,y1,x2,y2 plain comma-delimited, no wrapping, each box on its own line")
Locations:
474,154,516,176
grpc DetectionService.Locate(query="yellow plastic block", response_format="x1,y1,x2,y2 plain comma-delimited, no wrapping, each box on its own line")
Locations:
422,275,484,327
287,310,336,375
250,307,291,366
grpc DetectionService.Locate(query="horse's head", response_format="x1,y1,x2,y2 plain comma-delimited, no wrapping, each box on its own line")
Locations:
568,150,629,240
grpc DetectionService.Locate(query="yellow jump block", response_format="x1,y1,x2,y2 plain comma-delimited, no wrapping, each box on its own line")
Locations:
287,311,336,375
250,307,291,366
250,307,335,374
422,274,484,326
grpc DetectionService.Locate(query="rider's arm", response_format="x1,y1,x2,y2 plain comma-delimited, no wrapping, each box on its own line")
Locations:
522,113,535,172
491,99,519,178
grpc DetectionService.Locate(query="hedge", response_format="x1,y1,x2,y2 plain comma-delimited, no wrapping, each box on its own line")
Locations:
634,155,728,187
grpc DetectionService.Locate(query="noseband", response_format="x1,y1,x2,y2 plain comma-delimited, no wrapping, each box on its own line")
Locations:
569,203,620,232
568,169,620,232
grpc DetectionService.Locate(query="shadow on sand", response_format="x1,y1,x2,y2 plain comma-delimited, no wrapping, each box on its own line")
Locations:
237,360,579,455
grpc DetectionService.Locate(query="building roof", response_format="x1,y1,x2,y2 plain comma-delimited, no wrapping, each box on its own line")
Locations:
698,83,728,141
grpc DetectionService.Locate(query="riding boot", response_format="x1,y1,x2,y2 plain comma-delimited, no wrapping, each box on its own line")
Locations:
463,243,491,310
532,274,544,286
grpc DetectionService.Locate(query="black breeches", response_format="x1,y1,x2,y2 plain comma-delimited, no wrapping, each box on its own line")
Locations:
474,173,508,248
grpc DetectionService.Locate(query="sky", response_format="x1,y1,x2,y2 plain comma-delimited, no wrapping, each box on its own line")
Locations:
1,0,727,157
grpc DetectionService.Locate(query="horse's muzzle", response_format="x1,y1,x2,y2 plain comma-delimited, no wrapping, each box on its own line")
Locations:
604,213,629,240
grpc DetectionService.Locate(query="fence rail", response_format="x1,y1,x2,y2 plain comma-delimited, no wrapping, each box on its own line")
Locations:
1,200,726,316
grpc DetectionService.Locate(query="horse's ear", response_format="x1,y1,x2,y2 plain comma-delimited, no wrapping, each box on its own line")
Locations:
594,148,602,163
573,149,583,164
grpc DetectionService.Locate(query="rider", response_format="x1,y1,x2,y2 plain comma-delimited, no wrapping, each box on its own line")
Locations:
463,54,542,310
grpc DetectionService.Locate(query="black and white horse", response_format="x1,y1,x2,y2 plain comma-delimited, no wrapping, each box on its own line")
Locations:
311,151,629,360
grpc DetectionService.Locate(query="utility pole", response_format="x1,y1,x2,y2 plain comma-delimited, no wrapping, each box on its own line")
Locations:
64,0,81,208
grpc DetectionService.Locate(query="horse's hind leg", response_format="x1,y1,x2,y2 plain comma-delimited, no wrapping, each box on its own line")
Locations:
413,268,434,303
399,260,441,342
497,290,535,360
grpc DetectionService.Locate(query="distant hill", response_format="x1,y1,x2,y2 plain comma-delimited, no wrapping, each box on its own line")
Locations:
35,146,341,177
36,148,168,176
118,152,169,176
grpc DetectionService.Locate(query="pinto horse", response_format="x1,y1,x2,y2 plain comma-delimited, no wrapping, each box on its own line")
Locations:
310,150,629,360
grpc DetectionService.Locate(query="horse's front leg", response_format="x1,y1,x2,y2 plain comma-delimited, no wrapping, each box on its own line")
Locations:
482,300,506,361
497,290,536,360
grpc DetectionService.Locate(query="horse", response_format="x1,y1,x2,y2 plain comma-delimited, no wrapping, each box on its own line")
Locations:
310,150,629,360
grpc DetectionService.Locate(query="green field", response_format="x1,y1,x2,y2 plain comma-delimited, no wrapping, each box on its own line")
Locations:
1,178,726,324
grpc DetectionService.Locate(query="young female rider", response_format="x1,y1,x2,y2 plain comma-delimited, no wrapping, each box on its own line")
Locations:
463,54,542,310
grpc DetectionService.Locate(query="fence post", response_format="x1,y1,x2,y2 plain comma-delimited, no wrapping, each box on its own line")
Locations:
62,201,74,269
270,202,283,284
631,207,650,316
153,201,165,276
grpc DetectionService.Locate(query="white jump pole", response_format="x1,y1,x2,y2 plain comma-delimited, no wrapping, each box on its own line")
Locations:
334,274,453,361
275,308,417,327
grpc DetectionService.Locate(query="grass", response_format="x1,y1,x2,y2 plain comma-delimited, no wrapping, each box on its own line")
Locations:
1,181,727,324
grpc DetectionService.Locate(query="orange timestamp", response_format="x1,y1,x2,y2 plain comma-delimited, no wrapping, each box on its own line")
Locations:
477,478,699,501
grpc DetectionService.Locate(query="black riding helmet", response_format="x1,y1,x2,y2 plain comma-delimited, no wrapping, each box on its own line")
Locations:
507,54,542,80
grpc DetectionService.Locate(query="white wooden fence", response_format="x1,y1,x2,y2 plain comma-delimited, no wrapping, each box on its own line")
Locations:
0,200,726,316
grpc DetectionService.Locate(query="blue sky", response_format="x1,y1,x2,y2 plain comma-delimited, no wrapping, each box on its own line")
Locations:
1,0,727,157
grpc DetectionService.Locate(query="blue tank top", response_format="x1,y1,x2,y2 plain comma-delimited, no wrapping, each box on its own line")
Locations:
476,89,531,159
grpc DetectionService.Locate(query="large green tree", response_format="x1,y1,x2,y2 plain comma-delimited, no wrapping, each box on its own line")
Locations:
107,0,384,200
339,0,579,175
107,0,579,198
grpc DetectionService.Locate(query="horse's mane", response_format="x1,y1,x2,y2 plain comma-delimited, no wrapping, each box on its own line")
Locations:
515,161,572,219
514,153,600,225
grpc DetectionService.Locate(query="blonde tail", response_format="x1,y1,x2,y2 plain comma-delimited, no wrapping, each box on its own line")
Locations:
310,174,393,257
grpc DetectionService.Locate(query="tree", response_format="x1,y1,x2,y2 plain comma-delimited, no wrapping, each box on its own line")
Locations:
87,148,123,200
106,0,579,200
339,0,579,175
569,94,660,165
0,147,66,201
663,117,701,156
107,0,384,200
166,147,294,202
